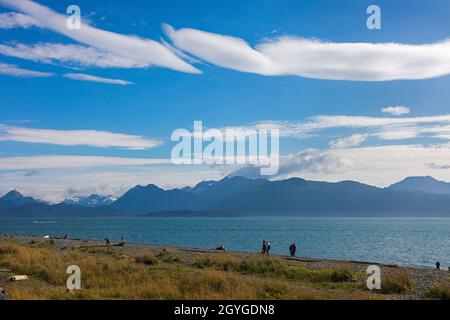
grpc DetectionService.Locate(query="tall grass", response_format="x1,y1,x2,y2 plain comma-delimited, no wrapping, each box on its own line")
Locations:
380,270,415,294
0,241,431,300
135,253,159,266
194,254,354,283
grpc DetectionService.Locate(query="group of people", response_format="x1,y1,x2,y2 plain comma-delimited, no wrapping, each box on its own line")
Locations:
261,240,271,255
261,241,297,257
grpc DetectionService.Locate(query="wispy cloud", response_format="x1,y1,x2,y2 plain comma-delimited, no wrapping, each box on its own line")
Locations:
0,155,171,170
2,120,36,124
240,114,450,140
381,106,410,116
165,25,450,81
0,0,200,74
0,11,39,29
329,134,368,149
0,124,161,149
0,43,147,68
427,162,450,170
0,62,53,77
64,73,132,85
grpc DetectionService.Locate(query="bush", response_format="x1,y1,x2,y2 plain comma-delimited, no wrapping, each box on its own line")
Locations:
380,271,415,294
194,254,239,271
135,254,158,266
194,255,355,284
311,269,354,283
157,247,183,263
425,286,450,300
0,243,19,255
239,257,286,276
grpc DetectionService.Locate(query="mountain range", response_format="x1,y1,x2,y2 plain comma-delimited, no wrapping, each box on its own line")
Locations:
63,194,115,207
1,175,450,217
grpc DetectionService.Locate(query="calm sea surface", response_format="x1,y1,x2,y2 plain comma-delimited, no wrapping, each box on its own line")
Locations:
0,217,449,268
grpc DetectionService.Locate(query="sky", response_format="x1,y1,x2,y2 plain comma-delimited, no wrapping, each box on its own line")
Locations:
1,0,450,202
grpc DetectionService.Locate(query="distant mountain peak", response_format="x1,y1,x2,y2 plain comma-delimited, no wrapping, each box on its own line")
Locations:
191,180,218,192
64,194,115,207
390,176,450,195
399,176,438,182
2,190,24,200
1,190,38,206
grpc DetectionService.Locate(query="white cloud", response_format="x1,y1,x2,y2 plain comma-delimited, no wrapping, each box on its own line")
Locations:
0,155,171,170
381,106,410,116
0,11,39,28
237,144,450,187
0,124,161,149
329,134,368,149
374,128,419,140
277,149,353,176
427,163,450,170
0,0,200,73
165,25,450,81
230,149,353,179
0,61,53,77
0,43,147,68
64,73,132,85
245,114,450,141
325,144,450,187
0,162,220,202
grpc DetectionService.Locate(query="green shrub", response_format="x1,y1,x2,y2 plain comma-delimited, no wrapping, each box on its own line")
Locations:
239,257,286,276
425,286,450,300
194,254,239,271
380,271,415,294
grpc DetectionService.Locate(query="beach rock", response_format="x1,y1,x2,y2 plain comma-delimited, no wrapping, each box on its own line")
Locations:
0,288,10,300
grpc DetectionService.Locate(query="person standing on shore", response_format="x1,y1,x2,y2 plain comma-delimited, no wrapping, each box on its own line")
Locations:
266,241,271,256
289,243,297,257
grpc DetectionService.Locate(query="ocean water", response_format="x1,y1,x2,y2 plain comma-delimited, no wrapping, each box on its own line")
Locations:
0,216,449,268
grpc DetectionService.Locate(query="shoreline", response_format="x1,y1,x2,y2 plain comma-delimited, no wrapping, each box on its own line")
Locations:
1,234,449,300
0,232,443,270
0,232,417,269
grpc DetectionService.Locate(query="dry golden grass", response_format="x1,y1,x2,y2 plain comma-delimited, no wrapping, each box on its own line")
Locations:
380,270,415,294
0,241,424,300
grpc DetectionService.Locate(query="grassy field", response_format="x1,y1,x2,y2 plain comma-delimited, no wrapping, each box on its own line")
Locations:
0,236,448,300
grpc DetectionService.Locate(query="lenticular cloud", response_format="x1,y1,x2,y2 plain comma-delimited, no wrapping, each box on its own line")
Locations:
165,25,450,81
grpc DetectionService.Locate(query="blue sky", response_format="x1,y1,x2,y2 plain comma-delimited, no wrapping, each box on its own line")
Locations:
1,0,450,201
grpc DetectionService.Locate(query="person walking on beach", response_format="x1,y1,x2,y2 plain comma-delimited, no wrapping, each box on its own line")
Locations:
289,243,297,257
436,261,441,270
266,241,271,256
